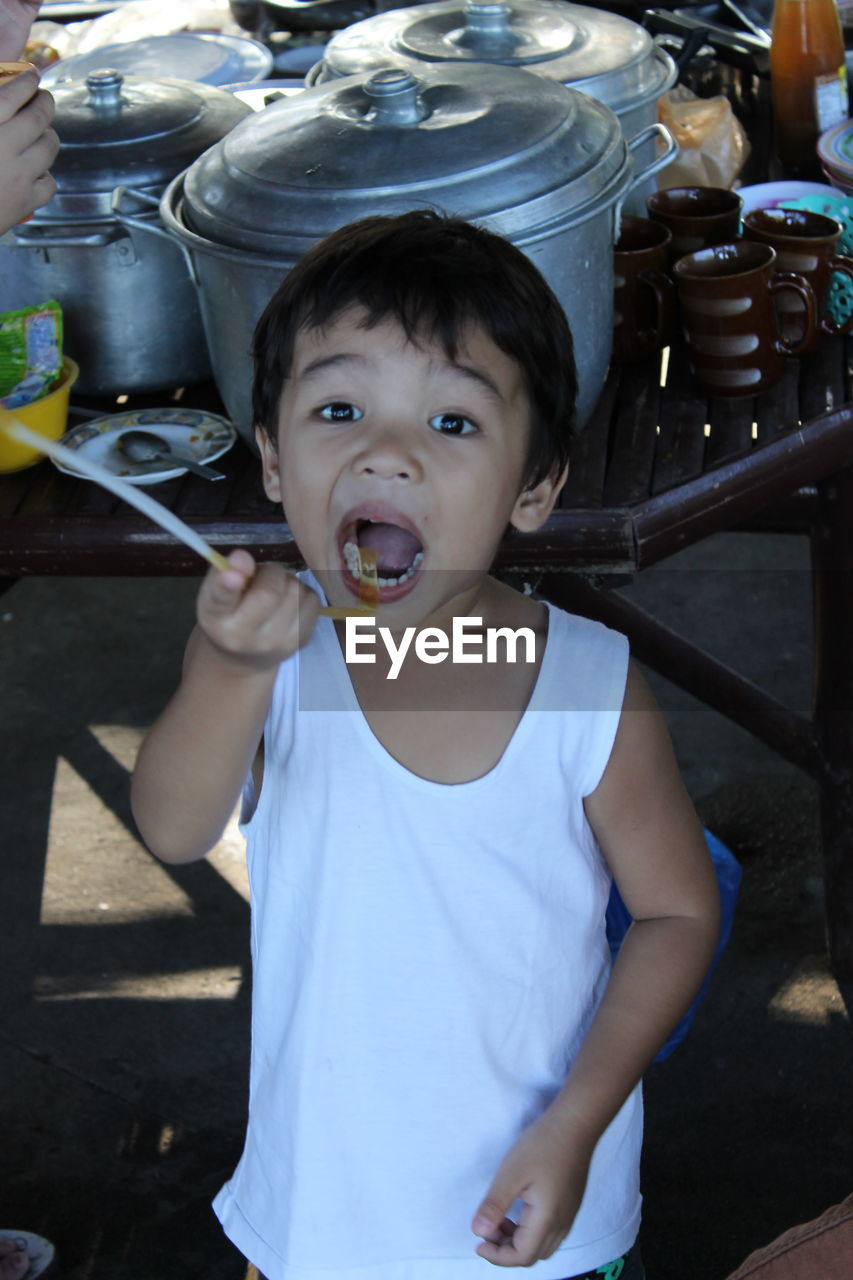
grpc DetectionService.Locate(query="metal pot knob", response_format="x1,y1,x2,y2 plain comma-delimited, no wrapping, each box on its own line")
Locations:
364,69,429,126
464,0,512,39
458,1,518,57
457,0,564,58
457,1,520,56
85,69,125,112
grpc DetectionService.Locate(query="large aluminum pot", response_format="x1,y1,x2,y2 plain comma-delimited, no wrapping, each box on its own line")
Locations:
2,70,250,395
160,62,675,436
308,0,678,212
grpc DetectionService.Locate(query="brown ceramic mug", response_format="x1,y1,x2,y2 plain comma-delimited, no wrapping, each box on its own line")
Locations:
673,241,818,397
741,207,853,352
647,186,743,261
613,217,677,363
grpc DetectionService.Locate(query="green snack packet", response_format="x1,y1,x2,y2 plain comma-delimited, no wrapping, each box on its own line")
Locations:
0,300,64,409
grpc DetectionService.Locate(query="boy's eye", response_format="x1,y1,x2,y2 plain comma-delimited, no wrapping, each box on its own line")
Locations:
428,412,477,436
319,402,363,422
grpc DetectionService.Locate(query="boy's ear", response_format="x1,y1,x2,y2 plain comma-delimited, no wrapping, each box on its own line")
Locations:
509,463,569,533
256,425,282,503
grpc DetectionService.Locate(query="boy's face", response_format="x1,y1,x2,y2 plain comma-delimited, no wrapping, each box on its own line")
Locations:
257,307,563,623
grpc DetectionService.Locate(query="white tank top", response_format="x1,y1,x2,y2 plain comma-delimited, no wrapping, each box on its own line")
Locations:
214,586,641,1280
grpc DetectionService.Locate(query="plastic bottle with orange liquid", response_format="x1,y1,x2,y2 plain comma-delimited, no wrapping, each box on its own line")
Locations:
771,0,848,176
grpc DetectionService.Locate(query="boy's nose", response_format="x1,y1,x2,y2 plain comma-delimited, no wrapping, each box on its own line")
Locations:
353,428,423,482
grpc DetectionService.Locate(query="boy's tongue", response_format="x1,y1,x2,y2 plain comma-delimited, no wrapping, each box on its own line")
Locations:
357,521,421,576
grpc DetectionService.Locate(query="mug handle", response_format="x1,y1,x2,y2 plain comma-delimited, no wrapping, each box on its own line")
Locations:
638,268,678,348
770,272,819,355
822,253,853,335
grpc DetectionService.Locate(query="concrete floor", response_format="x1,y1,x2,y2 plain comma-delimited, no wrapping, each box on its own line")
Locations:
1,530,850,1280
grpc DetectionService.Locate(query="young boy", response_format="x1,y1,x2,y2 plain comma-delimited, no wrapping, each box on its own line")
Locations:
132,211,720,1280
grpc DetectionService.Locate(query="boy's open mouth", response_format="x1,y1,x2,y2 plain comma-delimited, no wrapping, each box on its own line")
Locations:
340,515,424,602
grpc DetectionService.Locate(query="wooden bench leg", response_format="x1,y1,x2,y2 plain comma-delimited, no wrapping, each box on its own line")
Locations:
812,467,853,981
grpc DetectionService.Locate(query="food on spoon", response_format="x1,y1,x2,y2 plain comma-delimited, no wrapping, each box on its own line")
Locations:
318,546,379,619
357,546,379,610
0,61,35,81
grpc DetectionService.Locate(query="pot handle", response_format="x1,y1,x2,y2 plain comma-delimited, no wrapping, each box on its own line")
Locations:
111,185,200,288
612,122,678,237
625,122,678,193
654,27,710,84
13,224,120,248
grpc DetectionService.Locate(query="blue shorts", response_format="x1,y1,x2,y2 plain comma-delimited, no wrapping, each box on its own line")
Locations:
566,1238,645,1279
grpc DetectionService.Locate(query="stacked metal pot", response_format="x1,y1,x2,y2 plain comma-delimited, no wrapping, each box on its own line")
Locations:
2,70,250,394
309,0,678,205
3,0,679,422
161,46,676,435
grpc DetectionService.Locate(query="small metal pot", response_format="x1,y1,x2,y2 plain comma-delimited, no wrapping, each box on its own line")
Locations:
308,0,678,211
160,62,674,436
4,70,250,395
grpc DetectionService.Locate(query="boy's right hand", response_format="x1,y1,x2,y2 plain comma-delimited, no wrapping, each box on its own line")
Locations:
196,549,320,671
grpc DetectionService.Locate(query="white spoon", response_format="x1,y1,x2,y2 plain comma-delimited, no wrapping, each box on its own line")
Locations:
0,414,377,618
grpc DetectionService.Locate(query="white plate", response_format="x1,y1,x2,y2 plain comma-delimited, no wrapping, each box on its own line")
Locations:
224,79,305,110
738,181,841,212
55,408,236,484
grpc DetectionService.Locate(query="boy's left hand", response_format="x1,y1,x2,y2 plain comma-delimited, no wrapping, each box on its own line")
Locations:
471,1110,593,1267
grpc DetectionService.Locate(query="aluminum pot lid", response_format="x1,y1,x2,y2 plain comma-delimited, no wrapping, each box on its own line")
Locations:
318,0,673,112
42,32,274,89
180,62,629,256
40,70,251,214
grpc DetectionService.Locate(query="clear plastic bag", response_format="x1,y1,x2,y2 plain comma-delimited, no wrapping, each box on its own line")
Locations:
30,0,242,62
74,0,242,55
658,85,751,189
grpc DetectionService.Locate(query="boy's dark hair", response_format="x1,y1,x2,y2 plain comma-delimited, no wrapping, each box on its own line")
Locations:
252,210,577,489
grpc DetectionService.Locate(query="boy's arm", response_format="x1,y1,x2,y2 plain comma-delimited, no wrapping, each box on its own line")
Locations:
131,551,320,864
472,660,720,1266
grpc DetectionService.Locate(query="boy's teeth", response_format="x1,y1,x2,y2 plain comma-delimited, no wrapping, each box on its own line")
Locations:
342,541,423,588
343,540,361,574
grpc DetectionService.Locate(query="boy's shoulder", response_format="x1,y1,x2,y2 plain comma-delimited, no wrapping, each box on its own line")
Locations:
474,578,627,713
493,578,627,658
527,590,630,718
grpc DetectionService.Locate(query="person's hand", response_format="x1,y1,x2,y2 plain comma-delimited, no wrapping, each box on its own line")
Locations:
0,0,41,61
196,548,321,671
471,1109,595,1267
0,68,57,233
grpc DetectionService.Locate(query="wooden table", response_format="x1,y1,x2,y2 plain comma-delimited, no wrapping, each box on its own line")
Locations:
3,332,853,978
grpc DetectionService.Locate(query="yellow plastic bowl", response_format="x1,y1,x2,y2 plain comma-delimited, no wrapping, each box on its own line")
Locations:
0,357,79,473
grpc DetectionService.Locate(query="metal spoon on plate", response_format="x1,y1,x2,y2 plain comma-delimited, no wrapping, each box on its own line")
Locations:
117,428,225,481
1,414,376,617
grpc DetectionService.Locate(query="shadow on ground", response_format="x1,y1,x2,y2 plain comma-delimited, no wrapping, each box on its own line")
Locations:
1,533,850,1280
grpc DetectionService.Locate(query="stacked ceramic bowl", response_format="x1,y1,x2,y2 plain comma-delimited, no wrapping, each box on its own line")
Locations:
818,119,853,196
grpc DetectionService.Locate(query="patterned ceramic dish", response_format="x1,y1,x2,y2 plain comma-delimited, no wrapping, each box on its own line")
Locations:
55,408,236,485
817,119,853,194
